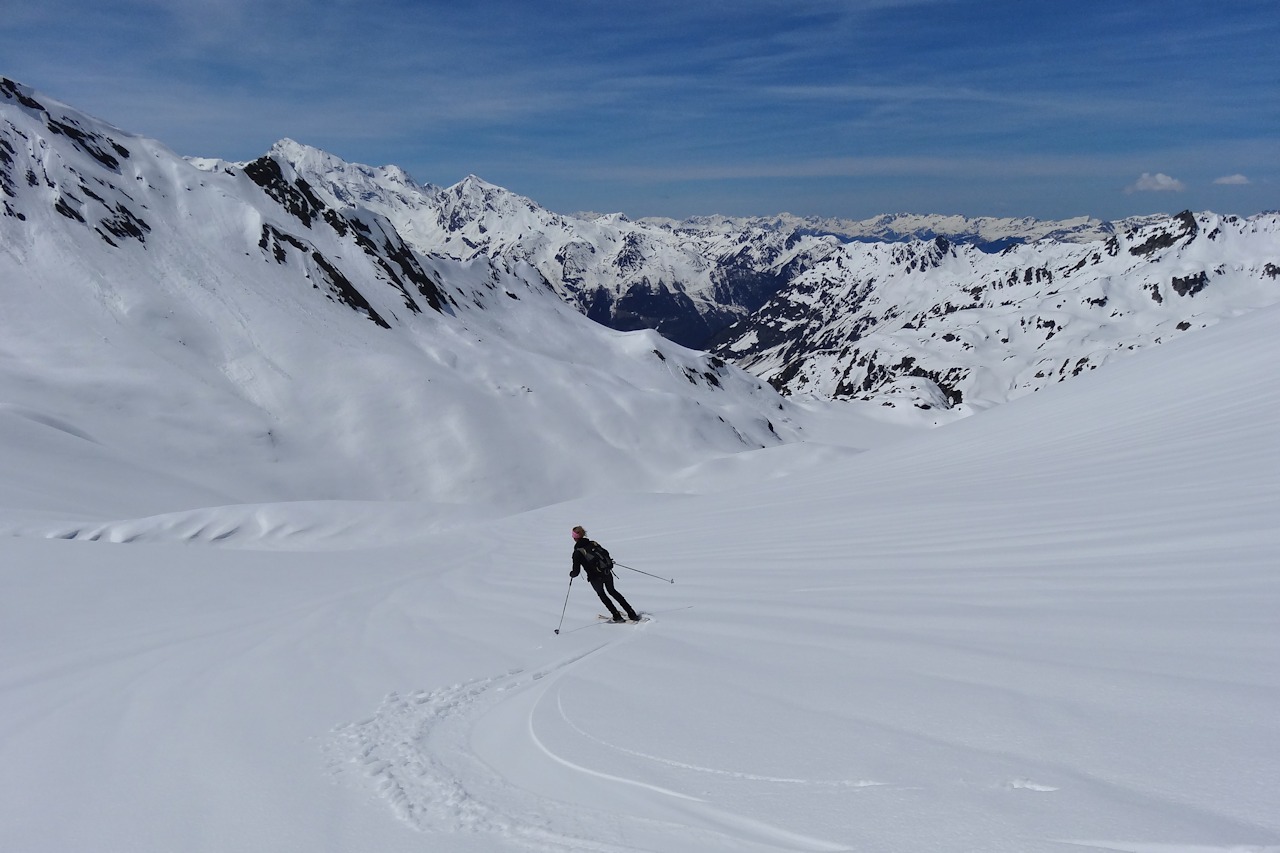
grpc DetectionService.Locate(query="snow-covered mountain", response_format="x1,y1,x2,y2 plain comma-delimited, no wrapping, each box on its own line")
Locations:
261,140,1280,418
6,73,1278,460
273,142,1156,352
273,142,787,349
714,213,1280,420
3,78,1278,853
647,210,1121,251
0,78,791,520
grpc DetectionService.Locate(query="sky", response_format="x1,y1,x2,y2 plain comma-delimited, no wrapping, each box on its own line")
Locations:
4,0,1278,221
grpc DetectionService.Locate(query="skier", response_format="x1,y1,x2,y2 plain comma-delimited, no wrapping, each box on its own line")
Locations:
570,526,640,622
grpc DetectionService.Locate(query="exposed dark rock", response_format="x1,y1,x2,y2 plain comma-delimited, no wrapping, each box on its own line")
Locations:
97,202,150,244
310,251,391,328
610,278,724,348
613,232,647,272
0,78,46,111
1129,210,1198,256
257,222,391,328
323,209,451,314
244,156,325,228
0,135,15,199
45,116,128,172
259,223,306,262
54,194,84,222
1171,271,1209,297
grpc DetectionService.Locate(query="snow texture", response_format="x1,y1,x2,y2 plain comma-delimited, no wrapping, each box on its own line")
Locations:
1,77,1278,853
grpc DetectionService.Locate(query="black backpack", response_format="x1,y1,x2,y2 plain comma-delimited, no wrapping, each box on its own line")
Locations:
581,539,614,575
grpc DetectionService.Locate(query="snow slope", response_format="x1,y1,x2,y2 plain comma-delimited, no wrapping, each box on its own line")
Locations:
0,78,793,527
2,306,1275,853
1,76,1277,853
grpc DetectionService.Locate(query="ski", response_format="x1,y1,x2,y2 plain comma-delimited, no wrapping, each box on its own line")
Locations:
597,613,650,624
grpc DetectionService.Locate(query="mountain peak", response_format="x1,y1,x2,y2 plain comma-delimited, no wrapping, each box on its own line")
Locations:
0,77,45,112
267,138,348,174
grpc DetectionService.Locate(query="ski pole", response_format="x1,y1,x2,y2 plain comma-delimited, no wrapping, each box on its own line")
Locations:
553,576,573,634
613,562,674,584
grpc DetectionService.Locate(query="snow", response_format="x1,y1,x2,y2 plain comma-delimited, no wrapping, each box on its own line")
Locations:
720,212,1280,416
3,292,1278,852
2,77,1278,852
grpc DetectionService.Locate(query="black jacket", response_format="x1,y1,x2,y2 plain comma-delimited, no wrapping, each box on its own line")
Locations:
571,538,612,580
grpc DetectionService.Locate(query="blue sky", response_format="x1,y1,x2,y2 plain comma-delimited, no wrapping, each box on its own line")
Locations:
5,0,1277,220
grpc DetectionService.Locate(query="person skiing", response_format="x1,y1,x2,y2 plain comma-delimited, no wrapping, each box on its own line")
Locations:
570,526,640,622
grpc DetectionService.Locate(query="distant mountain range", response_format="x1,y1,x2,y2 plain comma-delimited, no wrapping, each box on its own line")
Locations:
713,211,1280,420
4,76,1278,432
264,137,1277,420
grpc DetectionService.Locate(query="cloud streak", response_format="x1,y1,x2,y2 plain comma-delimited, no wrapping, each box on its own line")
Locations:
4,0,1277,219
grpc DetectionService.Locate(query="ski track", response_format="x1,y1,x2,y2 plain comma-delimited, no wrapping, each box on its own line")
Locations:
553,691,885,789
329,646,632,852
328,619,856,852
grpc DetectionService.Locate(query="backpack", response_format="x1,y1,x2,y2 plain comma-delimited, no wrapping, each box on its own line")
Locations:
580,539,614,575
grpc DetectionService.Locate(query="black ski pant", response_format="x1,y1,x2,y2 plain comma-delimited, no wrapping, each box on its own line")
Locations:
588,572,637,620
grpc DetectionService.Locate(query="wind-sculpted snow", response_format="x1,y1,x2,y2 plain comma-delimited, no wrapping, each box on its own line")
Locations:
0,500,483,549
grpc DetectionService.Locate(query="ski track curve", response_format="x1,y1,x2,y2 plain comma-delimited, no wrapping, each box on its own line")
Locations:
328,644,633,852
327,619,855,852
552,690,886,790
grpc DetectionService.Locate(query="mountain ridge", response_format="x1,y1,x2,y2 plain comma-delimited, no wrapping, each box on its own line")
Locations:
5,75,1277,436
711,212,1280,421
1,77,793,517
256,137,1279,418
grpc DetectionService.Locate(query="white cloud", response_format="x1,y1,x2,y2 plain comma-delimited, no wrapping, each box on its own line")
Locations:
1214,174,1251,185
1125,172,1186,194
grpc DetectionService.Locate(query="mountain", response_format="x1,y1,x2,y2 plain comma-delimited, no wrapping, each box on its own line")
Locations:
713,212,1280,421
3,78,1278,853
264,141,1279,415
645,210,1121,251
5,72,1277,474
0,77,792,521
273,143,1156,351
276,146,778,349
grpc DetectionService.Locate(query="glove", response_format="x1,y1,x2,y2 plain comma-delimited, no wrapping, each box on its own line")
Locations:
570,568,580,578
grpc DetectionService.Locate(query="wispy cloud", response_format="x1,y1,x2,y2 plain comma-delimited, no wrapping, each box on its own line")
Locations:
5,0,1277,219
1125,173,1186,194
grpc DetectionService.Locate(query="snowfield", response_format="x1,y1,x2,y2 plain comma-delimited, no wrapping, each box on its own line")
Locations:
1,77,1277,853
3,300,1277,852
